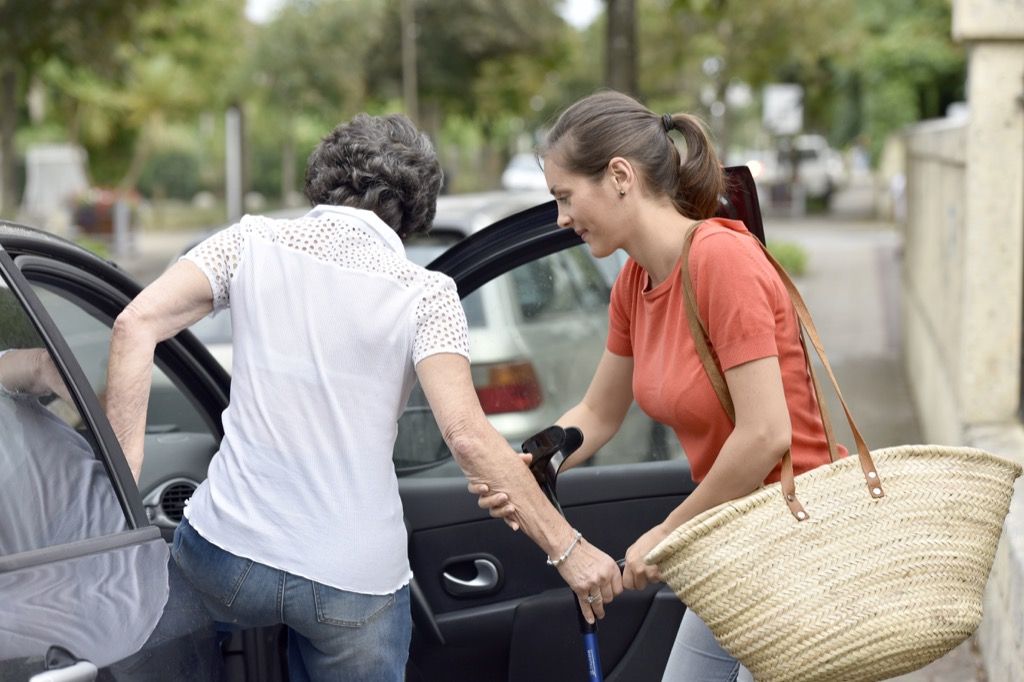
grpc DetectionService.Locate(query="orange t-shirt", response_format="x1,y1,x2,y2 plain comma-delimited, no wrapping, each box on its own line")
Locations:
607,218,841,484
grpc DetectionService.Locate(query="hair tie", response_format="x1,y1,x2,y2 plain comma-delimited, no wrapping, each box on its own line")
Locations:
661,113,674,133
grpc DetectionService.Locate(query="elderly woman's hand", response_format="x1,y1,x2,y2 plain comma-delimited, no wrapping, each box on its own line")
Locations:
0,348,73,404
556,538,624,624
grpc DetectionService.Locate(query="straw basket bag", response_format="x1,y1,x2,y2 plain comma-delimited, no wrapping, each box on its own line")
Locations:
646,224,1022,682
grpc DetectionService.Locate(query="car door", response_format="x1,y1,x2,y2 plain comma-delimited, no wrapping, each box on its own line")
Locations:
0,223,283,680
400,167,766,682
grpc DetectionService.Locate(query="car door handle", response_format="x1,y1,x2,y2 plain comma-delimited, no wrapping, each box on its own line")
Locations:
442,557,501,596
30,661,99,682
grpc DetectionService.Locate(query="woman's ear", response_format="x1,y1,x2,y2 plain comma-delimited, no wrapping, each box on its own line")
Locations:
607,157,635,195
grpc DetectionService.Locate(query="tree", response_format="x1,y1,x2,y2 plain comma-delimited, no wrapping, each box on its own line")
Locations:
243,0,386,201
367,0,569,125
654,0,856,152
0,0,170,214
606,0,637,95
835,0,964,159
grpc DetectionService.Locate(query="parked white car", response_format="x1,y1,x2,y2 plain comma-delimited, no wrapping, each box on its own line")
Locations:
500,153,548,191
778,134,847,200
187,192,675,470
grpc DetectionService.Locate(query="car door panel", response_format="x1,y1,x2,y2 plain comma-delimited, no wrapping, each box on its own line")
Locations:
402,460,694,681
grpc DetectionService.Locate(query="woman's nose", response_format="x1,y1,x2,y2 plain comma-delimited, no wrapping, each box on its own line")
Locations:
557,212,573,228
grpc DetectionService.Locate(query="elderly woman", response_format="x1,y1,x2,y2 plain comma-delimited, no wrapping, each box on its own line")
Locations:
104,113,622,681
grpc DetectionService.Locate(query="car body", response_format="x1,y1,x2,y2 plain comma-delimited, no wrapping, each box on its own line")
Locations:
778,134,846,200
500,152,548,191
730,135,846,206
0,167,764,680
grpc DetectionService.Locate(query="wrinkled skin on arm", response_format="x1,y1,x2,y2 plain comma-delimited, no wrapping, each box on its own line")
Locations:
105,261,214,482
417,353,624,621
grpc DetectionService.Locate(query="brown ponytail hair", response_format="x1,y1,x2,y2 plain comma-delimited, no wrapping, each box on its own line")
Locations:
540,90,725,219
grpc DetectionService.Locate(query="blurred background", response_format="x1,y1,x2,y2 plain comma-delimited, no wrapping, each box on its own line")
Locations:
2,4,1021,680
0,0,962,244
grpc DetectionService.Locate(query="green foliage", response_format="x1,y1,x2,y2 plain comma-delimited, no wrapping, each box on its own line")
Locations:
137,149,202,200
247,0,383,119
845,0,965,160
767,240,808,277
7,0,967,204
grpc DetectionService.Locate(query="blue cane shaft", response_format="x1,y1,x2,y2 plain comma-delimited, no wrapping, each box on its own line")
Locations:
582,632,603,682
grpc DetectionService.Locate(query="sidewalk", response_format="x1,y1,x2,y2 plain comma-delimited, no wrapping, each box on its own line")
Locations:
766,187,987,680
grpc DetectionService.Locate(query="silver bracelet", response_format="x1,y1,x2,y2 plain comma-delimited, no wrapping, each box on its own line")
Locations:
546,530,583,567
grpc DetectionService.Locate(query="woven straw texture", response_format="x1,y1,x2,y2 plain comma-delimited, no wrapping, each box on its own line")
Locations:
648,445,1022,682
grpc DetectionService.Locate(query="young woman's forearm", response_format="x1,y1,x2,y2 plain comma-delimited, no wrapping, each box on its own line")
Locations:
658,425,787,532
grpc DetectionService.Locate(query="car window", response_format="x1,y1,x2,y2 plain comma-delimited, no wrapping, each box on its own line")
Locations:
563,248,612,312
0,279,129,557
511,252,580,320
29,284,214,437
393,244,683,475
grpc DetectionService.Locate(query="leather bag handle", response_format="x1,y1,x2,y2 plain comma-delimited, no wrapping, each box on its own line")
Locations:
680,222,884,520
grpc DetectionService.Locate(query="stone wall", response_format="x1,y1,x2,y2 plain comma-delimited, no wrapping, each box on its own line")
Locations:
901,2,1024,676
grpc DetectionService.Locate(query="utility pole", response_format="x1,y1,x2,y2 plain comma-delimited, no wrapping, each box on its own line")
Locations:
401,0,419,124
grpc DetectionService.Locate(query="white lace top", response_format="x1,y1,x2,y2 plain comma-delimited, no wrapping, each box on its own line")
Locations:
180,204,469,594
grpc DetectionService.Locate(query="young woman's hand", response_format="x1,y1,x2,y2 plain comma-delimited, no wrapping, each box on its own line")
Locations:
622,524,669,590
467,452,532,531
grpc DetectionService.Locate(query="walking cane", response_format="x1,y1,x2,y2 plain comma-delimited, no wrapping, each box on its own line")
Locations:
521,425,604,682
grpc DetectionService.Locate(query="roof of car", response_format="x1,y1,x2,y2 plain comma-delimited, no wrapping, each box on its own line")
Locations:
431,190,551,236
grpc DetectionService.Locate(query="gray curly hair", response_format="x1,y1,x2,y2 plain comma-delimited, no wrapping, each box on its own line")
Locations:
304,113,444,239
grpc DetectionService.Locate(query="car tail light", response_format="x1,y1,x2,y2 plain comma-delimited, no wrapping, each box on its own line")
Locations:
473,360,543,414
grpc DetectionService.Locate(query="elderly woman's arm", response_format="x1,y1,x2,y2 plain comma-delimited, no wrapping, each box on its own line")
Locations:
105,261,215,481
416,353,624,622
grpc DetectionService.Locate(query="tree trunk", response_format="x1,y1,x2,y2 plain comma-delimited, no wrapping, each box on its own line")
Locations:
118,122,151,192
1,64,19,217
605,0,637,95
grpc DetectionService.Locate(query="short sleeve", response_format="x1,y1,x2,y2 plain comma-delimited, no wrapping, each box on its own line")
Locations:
606,264,636,357
691,231,779,370
413,276,470,364
179,223,246,312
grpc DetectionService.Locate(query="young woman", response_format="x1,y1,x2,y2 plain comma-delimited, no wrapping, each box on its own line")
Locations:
476,90,839,681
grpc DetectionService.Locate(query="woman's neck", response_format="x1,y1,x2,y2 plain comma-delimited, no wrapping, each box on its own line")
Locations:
626,204,699,289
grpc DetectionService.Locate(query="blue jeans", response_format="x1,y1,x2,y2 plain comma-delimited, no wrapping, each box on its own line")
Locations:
171,518,410,682
661,609,754,682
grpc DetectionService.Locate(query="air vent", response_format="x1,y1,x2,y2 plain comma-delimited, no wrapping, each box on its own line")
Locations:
160,481,196,523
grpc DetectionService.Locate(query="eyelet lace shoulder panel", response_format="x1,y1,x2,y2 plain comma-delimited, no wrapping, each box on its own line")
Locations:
182,213,469,361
